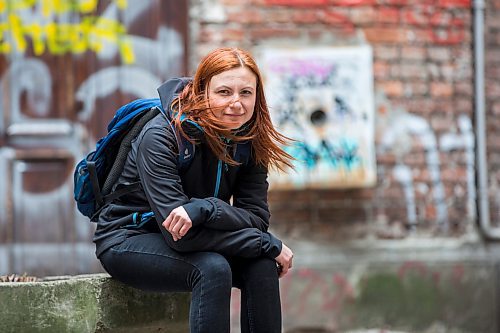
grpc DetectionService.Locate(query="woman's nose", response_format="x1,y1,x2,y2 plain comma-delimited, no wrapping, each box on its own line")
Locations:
230,96,242,108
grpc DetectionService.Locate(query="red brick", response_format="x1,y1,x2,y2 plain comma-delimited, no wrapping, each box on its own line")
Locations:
291,10,320,23
401,46,426,60
430,115,453,132
486,11,500,29
380,0,410,5
249,27,301,39
330,0,377,6
486,79,500,97
221,0,251,4
349,7,377,25
493,102,500,116
453,98,472,113
263,0,328,6
227,9,263,24
486,50,500,64
405,81,429,96
365,27,407,44
397,62,429,80
375,6,400,24
373,61,390,78
321,9,355,31
379,81,404,97
263,9,293,23
222,28,245,41
401,7,431,26
409,28,436,44
430,28,468,45
198,26,222,43
307,29,326,40
427,47,451,61
454,82,473,97
374,45,400,60
437,0,471,8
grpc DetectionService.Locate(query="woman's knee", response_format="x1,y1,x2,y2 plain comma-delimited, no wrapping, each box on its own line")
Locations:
243,257,279,280
193,252,232,286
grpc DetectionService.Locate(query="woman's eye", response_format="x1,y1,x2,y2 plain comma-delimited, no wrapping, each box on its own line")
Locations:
217,90,230,95
241,90,252,96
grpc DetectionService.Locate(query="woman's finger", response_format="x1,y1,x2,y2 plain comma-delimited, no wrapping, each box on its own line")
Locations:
178,222,191,237
171,220,184,235
162,214,173,230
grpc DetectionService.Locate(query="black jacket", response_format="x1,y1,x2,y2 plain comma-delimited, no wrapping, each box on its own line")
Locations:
93,78,282,259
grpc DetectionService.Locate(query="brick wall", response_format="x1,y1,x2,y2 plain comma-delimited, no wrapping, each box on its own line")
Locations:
189,0,499,240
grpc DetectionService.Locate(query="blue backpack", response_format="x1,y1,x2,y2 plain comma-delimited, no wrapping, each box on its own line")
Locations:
74,98,252,222
73,98,199,221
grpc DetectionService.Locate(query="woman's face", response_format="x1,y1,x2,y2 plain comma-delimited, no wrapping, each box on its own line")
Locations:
207,66,257,130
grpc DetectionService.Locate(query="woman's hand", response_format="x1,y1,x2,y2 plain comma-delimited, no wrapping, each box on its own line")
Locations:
162,206,192,241
275,242,293,278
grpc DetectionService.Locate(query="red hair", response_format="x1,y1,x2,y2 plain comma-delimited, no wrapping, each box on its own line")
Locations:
172,47,293,171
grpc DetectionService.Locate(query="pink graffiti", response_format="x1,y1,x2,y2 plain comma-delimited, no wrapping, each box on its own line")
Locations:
398,261,429,278
280,268,354,317
268,58,336,79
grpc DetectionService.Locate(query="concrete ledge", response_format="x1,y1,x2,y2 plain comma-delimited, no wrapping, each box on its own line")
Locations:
0,274,190,333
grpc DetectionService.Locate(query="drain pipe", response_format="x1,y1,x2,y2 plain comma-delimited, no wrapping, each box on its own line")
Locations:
473,0,500,239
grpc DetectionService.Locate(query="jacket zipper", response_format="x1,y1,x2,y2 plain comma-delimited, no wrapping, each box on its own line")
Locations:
214,159,222,198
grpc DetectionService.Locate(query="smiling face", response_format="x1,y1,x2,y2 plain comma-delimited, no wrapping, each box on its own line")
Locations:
207,66,257,130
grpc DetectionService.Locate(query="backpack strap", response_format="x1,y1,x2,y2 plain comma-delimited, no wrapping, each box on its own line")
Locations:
101,107,161,196
87,160,104,207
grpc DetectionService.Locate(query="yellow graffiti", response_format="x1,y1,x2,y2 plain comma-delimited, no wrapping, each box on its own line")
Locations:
0,0,135,64
0,0,126,15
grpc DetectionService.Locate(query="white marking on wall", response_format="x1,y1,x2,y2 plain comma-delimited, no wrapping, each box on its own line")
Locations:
379,110,448,227
76,67,162,122
439,115,476,220
1,58,52,123
393,164,417,226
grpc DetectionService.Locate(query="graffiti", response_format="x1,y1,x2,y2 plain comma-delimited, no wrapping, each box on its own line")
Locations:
0,58,51,128
439,115,476,220
285,138,361,171
0,0,185,275
261,46,376,189
378,106,448,227
0,0,135,63
377,93,478,228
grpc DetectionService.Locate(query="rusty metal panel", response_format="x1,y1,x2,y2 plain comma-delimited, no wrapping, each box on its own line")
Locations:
0,0,188,276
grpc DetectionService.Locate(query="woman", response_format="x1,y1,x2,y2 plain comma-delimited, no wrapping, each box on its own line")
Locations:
95,47,294,333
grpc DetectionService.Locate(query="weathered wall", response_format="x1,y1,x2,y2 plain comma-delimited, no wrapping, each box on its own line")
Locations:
189,0,499,240
0,0,188,276
189,1,500,332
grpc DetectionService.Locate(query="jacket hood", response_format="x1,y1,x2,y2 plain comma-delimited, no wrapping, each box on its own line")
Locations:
157,77,205,140
157,77,192,119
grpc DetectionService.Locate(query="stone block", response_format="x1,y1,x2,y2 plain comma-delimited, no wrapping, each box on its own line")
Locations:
0,274,190,333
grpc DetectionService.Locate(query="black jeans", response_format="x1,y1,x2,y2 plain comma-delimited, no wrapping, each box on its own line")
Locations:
99,233,282,333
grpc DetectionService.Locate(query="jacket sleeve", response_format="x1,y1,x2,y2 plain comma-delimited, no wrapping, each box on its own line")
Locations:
184,160,271,232
136,126,280,258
